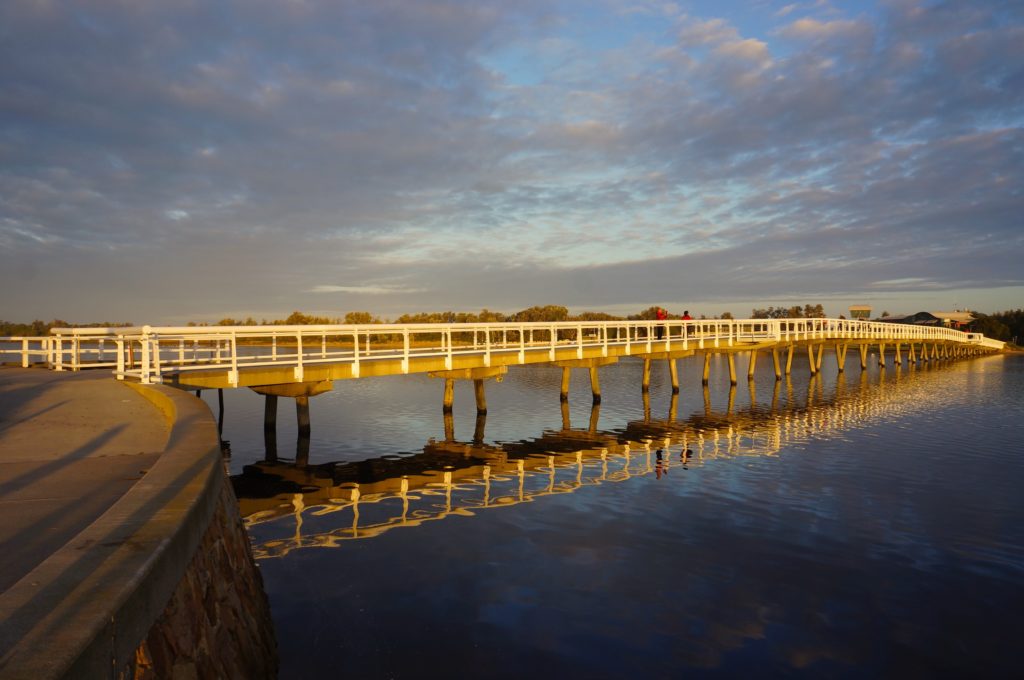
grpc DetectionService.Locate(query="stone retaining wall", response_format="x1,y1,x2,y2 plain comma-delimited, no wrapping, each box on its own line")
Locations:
131,476,276,679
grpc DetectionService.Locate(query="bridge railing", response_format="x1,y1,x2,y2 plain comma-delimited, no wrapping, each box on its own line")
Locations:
0,318,1002,383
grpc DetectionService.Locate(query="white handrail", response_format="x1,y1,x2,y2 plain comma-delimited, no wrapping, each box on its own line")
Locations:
0,317,1006,384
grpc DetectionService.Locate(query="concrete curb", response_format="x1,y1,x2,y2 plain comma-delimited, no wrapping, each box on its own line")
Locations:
0,382,223,679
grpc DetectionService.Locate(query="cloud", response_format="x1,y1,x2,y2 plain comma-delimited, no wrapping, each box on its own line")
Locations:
0,0,1021,323
309,285,425,294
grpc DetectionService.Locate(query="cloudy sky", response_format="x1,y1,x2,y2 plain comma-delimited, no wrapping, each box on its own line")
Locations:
2,0,1022,324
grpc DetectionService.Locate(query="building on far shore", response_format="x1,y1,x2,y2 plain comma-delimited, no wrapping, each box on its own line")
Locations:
877,310,976,330
848,305,872,320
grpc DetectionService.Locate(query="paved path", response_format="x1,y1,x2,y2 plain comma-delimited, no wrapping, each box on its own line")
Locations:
0,368,168,593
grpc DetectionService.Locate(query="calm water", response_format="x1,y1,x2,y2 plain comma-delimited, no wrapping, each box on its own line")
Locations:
204,352,1024,679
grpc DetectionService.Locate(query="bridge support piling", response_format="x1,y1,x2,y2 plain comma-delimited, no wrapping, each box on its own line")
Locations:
836,343,847,373
264,395,277,433
807,345,817,375
785,344,794,376
728,354,737,385
878,343,886,368
772,348,782,380
444,410,454,441
816,344,825,372
560,367,571,402
295,396,311,466
474,379,487,415
588,402,601,433
443,379,455,413
894,343,902,366
473,412,486,444
642,358,652,392
748,350,758,380
859,344,868,371
669,359,679,394
909,342,917,364
589,366,601,404
702,353,711,385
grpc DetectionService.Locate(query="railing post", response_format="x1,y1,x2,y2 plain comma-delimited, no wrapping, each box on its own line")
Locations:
116,336,125,379
229,331,239,386
518,325,525,363
140,327,151,384
403,329,410,373
294,331,304,382
352,330,361,378
577,324,583,359
21,339,29,368
445,329,453,370
152,334,162,382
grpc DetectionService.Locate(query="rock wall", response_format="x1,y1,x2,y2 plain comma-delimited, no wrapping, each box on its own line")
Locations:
130,476,277,679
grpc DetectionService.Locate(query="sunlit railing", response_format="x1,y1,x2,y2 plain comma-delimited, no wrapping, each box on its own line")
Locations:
0,318,1003,384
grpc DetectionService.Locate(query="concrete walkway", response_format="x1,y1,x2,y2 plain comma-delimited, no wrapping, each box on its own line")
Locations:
0,368,168,593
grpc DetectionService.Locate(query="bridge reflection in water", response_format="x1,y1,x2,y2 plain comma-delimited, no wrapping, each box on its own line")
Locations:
232,364,947,559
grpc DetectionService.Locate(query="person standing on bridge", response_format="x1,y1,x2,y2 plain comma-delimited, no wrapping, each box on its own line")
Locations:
656,307,668,340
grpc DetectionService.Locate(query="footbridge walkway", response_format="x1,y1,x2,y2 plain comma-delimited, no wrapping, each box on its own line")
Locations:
2,319,1005,409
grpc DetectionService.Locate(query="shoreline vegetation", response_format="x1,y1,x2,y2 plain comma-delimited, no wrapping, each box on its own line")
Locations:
2,306,1022,345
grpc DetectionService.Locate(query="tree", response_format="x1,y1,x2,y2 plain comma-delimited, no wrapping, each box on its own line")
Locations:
513,305,569,322
344,311,376,324
628,306,666,321
720,311,734,319
972,314,1011,341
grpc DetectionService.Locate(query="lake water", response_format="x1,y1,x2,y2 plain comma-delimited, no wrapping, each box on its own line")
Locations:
203,351,1023,679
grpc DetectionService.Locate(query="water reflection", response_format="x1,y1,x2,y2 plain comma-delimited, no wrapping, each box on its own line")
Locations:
233,366,955,559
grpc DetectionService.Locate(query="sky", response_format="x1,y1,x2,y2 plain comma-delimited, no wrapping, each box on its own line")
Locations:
1,0,1022,324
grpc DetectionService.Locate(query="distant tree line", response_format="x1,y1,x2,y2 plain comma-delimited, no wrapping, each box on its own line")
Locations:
971,309,1023,343
0,319,133,335
13,304,1018,340
750,304,826,319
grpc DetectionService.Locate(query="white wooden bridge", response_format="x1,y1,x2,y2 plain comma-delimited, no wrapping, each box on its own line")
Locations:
0,318,1003,403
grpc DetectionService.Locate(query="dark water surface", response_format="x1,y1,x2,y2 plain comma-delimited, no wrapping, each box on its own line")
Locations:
205,353,1024,679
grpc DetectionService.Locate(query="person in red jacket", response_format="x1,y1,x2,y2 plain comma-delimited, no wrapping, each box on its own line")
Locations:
655,307,667,339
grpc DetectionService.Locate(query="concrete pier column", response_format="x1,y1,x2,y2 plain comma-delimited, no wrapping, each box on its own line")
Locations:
669,359,679,394
909,343,917,363
296,396,310,436
748,350,758,380
727,354,737,385
589,366,602,404
726,384,736,416
878,343,886,367
894,343,902,366
668,392,678,423
443,378,455,413
561,400,571,430
786,344,795,376
295,396,311,466
263,397,278,463
860,344,868,370
836,344,847,373
588,403,601,433
443,410,454,441
474,378,487,415
473,412,486,444
816,344,825,372
642,389,651,423
772,348,782,380
702,353,712,385
642,358,652,392
807,345,817,375
264,395,278,433
560,367,571,402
